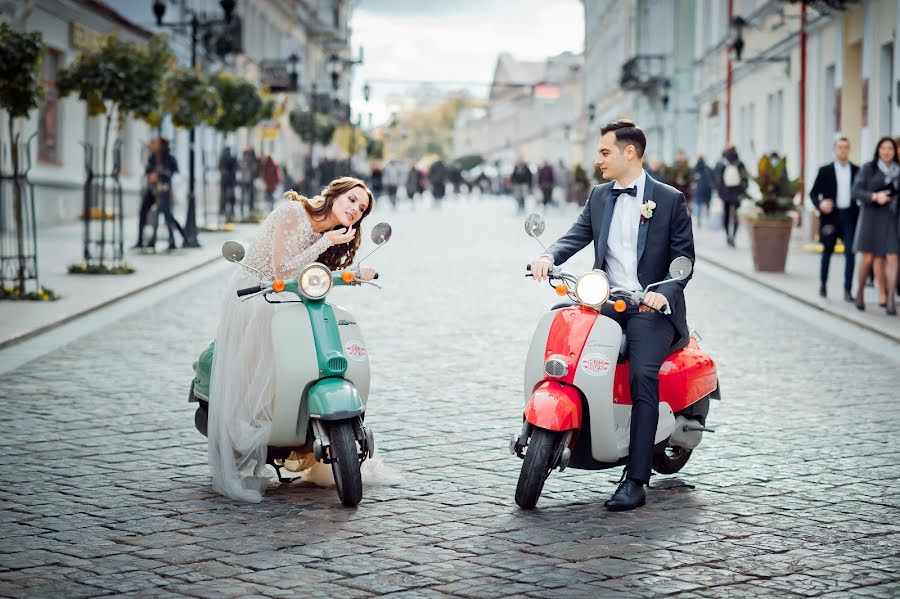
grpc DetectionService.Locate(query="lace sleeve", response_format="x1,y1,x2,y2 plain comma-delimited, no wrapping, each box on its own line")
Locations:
272,204,332,279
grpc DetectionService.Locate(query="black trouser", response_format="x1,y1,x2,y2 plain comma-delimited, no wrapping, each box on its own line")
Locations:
541,186,553,206
151,192,185,248
723,201,739,241
820,208,858,292
552,301,676,483
136,190,155,246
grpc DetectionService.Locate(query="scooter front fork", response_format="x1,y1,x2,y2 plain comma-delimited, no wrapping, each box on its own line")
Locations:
311,417,375,465
510,423,573,473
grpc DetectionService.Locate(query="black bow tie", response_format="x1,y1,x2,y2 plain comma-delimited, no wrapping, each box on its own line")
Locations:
610,186,637,199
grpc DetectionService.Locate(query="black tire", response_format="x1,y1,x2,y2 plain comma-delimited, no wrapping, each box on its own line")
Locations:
515,428,559,510
194,403,208,438
329,421,363,507
652,446,692,474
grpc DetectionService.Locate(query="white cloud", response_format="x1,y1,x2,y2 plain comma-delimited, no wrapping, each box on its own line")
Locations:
349,0,584,125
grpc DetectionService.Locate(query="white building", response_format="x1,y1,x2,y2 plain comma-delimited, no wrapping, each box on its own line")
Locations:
451,51,583,172
1,0,353,228
581,0,697,167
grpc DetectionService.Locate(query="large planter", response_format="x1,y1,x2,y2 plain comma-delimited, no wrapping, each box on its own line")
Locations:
747,217,792,272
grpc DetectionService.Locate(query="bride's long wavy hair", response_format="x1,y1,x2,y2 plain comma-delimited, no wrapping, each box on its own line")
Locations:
283,176,375,270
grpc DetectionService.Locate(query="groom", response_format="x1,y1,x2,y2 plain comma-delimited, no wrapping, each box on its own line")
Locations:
530,119,695,511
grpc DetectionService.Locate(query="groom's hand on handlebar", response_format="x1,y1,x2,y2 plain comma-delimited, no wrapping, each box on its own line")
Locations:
530,255,554,283
640,291,669,313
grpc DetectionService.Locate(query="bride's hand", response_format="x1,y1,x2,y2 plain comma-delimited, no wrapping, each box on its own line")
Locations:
326,227,356,246
359,267,377,281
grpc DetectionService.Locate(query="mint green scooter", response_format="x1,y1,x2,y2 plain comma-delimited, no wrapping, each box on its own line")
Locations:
189,223,392,507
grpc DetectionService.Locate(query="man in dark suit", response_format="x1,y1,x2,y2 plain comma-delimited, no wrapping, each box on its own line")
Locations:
809,137,859,302
531,119,694,512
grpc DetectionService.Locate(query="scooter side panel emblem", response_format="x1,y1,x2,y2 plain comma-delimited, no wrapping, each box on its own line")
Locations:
573,316,624,462
332,304,370,404
270,309,320,446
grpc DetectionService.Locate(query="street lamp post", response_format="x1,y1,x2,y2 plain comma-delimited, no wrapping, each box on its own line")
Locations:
152,0,237,248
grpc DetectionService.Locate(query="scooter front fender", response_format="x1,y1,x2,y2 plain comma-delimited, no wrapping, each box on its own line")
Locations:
524,381,583,431
308,378,364,420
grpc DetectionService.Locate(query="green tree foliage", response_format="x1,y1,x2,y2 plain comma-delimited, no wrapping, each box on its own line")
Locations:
161,67,222,130
210,72,263,132
289,108,336,145
387,93,476,160
57,35,171,128
0,22,45,118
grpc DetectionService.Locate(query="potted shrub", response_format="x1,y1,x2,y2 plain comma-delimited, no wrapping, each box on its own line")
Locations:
746,153,802,272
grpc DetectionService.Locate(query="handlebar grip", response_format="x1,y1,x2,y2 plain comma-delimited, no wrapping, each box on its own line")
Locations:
236,285,262,297
373,273,379,280
526,264,532,271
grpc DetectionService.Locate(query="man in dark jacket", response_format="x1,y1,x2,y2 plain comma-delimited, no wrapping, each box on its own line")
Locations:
511,157,533,213
809,137,859,301
537,161,556,208
531,120,694,512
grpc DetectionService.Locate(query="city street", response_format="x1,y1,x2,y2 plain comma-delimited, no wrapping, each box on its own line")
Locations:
1,196,899,598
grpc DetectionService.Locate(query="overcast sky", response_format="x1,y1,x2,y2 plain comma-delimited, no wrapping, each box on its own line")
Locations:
349,0,584,125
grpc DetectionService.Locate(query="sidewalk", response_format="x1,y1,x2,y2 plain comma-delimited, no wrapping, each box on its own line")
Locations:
0,217,257,349
694,222,900,343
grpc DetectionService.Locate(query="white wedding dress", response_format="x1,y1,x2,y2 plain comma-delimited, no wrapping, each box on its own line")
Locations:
207,201,333,502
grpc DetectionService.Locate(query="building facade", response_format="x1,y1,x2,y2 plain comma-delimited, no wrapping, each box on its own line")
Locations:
0,0,353,228
451,51,583,173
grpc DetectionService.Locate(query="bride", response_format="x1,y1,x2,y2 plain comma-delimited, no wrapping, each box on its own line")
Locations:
208,176,376,502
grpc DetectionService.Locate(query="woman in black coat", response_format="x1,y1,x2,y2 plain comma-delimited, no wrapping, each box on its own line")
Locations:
851,136,899,315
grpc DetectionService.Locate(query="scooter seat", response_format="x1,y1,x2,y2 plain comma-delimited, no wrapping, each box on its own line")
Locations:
618,332,690,363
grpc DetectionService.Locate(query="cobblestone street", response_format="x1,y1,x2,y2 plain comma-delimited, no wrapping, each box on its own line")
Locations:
1,196,899,598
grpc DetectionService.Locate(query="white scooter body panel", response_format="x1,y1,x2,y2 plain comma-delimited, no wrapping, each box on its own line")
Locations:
268,303,370,447
524,310,558,400
572,315,622,462
612,403,677,458
270,307,318,446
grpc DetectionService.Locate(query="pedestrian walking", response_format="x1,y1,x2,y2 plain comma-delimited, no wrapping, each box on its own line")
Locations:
537,160,555,208
645,156,665,183
238,148,260,220
511,157,533,213
555,159,571,204
714,145,749,247
429,159,448,202
405,165,419,201
851,136,899,315
809,137,859,302
146,137,185,252
218,146,238,223
692,156,714,226
132,138,159,249
260,154,281,213
382,160,402,206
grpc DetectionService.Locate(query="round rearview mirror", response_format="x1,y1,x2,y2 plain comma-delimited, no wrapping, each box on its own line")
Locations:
524,213,545,238
669,256,692,280
222,241,246,263
371,222,392,245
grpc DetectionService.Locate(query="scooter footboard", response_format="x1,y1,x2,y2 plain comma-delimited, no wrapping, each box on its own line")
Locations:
524,381,582,431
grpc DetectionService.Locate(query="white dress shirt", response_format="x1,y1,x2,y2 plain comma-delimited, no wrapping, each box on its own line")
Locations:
606,171,646,292
834,161,851,209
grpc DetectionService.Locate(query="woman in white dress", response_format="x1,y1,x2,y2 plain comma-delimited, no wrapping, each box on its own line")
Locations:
208,176,376,502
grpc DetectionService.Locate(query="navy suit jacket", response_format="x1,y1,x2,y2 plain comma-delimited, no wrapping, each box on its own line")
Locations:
547,174,695,344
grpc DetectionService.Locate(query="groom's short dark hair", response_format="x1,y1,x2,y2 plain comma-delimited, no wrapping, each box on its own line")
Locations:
601,119,646,158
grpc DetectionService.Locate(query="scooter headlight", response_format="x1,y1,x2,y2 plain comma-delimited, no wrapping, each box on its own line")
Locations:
299,263,333,299
574,271,610,308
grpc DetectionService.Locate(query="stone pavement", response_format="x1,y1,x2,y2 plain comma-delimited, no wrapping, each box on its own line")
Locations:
0,195,898,598
0,217,258,349
692,221,900,343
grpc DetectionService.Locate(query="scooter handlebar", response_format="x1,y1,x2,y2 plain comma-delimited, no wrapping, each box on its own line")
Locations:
236,285,262,297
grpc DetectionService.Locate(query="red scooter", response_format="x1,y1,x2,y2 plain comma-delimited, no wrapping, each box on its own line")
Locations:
512,214,720,509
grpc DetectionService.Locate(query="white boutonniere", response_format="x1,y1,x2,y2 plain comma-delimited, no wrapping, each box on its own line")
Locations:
640,200,656,221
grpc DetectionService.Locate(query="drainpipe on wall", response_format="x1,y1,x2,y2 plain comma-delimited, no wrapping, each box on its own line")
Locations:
799,0,808,227
726,0,734,145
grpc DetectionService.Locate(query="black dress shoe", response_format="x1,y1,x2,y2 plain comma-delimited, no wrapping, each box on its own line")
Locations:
604,479,646,512
844,290,854,303
819,284,827,298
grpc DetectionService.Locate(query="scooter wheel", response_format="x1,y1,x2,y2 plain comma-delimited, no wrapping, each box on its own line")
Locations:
515,427,559,510
328,421,363,507
194,403,209,438
652,446,693,474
